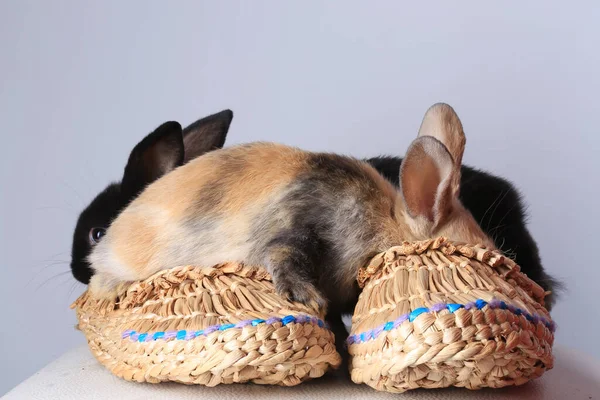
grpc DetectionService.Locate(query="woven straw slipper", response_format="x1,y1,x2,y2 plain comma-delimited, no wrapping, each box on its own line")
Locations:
72,262,341,386
348,237,554,393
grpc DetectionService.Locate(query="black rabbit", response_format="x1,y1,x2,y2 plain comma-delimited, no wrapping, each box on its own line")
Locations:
70,110,233,285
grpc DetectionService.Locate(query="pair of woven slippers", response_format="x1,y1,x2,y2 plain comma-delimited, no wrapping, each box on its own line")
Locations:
73,238,554,393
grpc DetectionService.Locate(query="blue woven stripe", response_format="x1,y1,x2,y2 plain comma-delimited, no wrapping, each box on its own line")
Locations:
121,314,326,342
347,298,555,345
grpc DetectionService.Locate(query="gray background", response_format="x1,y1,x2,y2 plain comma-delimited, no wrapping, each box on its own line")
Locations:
1,1,598,395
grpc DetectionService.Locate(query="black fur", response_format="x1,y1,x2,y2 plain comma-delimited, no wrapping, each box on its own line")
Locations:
70,110,234,284
183,110,233,162
71,183,124,284
121,121,184,198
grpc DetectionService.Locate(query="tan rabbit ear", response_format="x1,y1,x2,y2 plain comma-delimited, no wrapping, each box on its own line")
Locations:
417,103,465,193
182,109,233,163
400,136,455,232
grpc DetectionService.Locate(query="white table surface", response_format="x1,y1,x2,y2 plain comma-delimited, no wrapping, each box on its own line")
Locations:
4,345,599,400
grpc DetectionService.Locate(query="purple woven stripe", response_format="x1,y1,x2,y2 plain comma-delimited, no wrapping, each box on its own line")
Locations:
347,299,555,345
430,303,446,312
164,331,177,340
235,320,253,328
204,325,219,334
122,314,325,343
394,314,408,328
488,299,502,308
184,331,195,340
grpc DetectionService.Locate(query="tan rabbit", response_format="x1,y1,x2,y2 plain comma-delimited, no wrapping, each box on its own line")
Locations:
89,103,495,314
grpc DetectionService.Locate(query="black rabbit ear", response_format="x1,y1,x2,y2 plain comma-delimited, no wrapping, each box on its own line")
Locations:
182,109,233,162
121,121,184,197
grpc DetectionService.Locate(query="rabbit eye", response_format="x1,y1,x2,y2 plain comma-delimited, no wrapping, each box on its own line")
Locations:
89,227,106,245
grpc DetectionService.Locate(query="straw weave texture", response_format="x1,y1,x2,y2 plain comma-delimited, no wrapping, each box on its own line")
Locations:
349,237,554,393
72,262,341,386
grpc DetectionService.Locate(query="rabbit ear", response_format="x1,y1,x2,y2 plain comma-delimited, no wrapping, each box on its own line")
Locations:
401,103,467,233
182,109,233,162
417,103,465,194
400,136,455,232
121,121,184,197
